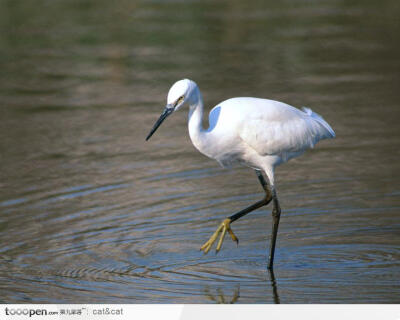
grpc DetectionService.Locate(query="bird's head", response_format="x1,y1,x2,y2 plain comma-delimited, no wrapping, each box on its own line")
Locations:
146,79,198,141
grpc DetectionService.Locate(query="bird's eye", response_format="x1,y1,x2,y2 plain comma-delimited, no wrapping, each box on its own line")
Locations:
177,96,184,104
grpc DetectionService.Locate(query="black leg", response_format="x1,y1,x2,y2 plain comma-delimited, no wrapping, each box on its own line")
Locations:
201,169,282,268
229,170,273,223
200,170,273,253
267,190,281,269
268,268,280,304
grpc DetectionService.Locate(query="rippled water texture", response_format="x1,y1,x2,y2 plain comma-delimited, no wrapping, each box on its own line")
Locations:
1,0,400,303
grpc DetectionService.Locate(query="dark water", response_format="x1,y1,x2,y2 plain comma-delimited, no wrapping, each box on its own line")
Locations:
1,0,400,303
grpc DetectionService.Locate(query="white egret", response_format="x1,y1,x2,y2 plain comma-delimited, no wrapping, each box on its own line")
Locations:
146,79,335,269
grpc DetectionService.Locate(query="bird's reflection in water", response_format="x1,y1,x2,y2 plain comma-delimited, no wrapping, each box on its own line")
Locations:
204,286,240,304
203,269,280,304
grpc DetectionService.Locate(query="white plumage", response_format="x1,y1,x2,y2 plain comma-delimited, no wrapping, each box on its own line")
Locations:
182,81,335,185
146,79,335,267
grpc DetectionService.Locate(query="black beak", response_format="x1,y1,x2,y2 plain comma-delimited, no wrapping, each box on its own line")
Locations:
146,107,174,141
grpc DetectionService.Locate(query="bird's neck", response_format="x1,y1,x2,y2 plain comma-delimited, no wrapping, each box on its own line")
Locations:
188,91,207,152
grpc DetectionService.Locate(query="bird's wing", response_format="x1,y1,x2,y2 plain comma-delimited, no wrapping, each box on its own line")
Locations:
239,106,334,157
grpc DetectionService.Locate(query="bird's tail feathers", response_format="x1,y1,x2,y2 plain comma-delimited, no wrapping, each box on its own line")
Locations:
301,107,336,138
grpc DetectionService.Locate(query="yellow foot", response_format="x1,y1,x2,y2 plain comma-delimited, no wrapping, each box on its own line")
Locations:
200,218,239,254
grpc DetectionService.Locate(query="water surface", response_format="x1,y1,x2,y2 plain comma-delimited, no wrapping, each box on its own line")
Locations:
1,0,400,303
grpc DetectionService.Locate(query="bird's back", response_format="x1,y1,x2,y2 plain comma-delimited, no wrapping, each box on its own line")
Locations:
209,97,335,162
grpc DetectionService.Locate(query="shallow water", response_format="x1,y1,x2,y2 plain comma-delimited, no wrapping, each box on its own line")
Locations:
1,0,400,303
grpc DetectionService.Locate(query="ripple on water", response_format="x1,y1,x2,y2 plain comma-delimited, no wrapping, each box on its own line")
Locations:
1,0,400,304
